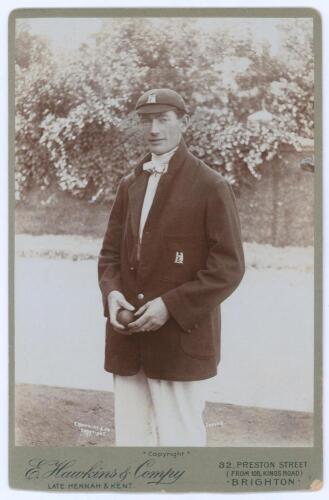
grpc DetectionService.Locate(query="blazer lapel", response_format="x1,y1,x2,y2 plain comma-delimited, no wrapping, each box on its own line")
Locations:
127,140,189,238
127,154,150,238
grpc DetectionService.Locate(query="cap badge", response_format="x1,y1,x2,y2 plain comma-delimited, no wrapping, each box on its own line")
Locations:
147,93,157,104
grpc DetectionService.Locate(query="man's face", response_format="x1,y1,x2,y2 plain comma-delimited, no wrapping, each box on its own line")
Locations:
138,110,189,155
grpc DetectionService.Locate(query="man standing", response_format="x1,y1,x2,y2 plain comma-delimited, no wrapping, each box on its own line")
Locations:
98,88,245,446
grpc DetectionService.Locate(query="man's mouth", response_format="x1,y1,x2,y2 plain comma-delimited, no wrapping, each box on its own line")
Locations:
149,138,164,143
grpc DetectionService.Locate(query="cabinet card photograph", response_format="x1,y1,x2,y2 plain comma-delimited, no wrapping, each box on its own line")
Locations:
9,7,322,493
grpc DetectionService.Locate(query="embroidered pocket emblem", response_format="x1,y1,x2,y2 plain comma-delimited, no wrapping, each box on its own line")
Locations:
174,251,184,264
147,93,157,103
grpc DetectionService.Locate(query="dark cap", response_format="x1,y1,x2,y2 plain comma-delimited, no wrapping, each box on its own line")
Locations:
135,88,188,114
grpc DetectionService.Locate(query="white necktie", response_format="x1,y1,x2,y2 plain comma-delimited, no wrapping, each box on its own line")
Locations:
142,147,177,174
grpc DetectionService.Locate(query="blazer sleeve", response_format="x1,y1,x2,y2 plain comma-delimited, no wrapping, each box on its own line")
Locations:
98,178,126,317
161,179,245,333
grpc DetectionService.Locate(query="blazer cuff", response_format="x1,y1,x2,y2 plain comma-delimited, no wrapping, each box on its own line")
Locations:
161,289,200,334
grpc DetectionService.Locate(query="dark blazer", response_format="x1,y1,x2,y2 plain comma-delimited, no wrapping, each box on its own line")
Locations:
98,140,245,381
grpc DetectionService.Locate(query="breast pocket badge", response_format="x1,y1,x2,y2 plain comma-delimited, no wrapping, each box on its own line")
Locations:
174,251,184,264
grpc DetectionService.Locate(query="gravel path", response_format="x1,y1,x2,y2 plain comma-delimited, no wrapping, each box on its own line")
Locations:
15,384,313,448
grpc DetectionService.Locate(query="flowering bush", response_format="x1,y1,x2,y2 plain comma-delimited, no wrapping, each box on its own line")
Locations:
15,18,314,202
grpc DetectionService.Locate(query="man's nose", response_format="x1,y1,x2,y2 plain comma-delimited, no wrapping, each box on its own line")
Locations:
150,119,160,134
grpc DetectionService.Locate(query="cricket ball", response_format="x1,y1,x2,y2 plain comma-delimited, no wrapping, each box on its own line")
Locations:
117,308,135,327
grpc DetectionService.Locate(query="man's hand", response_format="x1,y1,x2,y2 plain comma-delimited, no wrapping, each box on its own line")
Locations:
108,291,135,334
128,297,170,333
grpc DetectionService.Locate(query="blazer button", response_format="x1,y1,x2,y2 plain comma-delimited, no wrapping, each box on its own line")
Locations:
137,293,144,300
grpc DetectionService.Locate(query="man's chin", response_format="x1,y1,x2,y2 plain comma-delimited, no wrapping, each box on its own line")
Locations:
148,141,170,154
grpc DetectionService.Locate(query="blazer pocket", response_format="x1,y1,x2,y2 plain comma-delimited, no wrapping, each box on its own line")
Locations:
161,234,205,284
179,325,216,359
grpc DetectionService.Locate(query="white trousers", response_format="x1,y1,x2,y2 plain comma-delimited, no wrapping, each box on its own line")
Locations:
113,369,209,447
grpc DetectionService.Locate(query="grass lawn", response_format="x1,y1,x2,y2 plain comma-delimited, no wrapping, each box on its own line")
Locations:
15,182,313,246
15,191,112,238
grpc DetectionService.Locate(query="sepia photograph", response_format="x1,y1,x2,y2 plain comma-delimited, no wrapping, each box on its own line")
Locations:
14,13,315,448
9,7,321,493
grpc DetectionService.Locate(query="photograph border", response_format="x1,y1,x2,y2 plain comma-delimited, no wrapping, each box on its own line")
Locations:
8,6,323,493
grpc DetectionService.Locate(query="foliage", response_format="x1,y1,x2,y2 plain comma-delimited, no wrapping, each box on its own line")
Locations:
15,18,314,201
15,25,55,200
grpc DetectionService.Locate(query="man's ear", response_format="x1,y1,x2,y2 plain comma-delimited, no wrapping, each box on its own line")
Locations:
180,114,190,133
